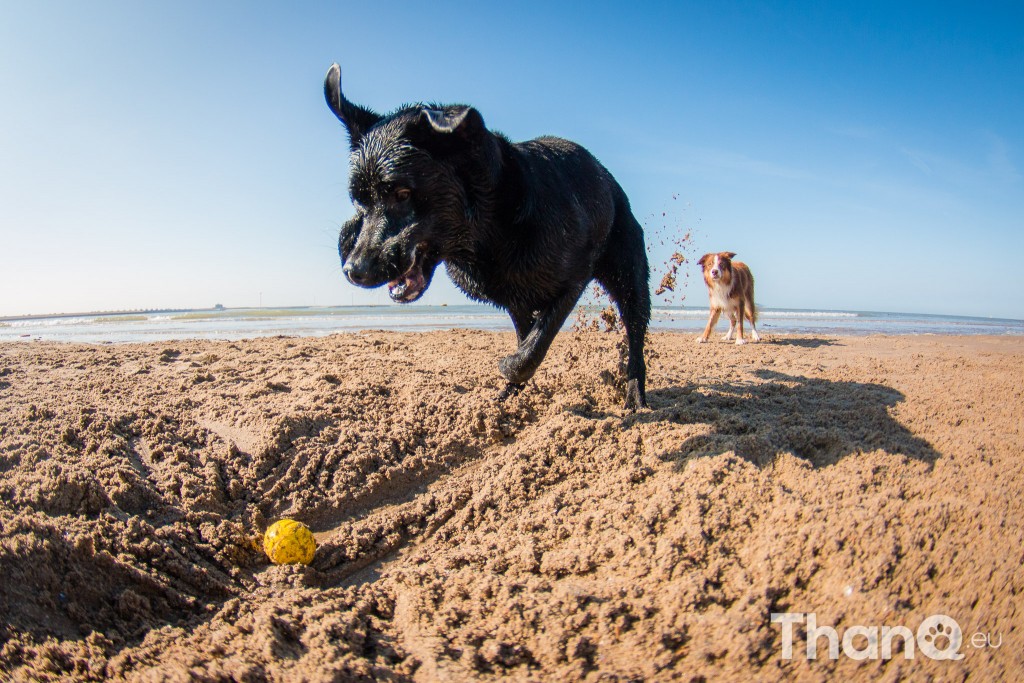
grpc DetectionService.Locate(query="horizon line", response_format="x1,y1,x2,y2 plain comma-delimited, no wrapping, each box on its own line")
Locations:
2,304,1022,325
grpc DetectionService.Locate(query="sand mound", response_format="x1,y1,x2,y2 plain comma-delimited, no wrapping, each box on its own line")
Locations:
0,331,1021,680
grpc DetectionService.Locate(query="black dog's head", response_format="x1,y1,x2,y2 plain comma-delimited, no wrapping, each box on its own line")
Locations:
325,64,490,303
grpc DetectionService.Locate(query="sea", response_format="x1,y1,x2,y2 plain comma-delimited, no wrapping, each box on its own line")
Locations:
1,305,1021,344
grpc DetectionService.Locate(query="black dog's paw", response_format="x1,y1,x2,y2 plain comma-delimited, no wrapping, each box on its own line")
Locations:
624,379,648,412
498,354,532,385
498,382,526,402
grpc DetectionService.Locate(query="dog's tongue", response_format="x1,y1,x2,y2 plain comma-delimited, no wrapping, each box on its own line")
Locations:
388,269,426,302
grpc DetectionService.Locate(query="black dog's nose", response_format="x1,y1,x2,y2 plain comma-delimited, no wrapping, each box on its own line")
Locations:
343,261,374,287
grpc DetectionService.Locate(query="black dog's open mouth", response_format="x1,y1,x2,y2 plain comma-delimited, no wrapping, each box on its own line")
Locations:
387,242,430,303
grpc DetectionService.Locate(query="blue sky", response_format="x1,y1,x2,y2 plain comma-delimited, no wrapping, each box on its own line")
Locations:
1,1,1021,318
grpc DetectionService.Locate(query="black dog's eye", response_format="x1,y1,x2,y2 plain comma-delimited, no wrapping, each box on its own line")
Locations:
395,188,412,203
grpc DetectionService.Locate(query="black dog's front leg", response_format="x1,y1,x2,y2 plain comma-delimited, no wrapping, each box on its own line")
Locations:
498,286,584,391
495,308,535,401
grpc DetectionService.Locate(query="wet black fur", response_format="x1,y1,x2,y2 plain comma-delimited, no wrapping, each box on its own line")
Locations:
324,65,651,409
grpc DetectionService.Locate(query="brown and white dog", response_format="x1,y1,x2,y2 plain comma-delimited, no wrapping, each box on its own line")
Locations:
696,252,761,345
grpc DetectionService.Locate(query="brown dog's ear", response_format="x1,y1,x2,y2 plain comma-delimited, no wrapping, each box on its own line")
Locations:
324,64,382,150
698,253,713,268
722,252,737,260
406,106,486,154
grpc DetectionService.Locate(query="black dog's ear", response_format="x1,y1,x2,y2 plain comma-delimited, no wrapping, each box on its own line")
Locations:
406,106,486,154
324,64,382,149
421,107,484,135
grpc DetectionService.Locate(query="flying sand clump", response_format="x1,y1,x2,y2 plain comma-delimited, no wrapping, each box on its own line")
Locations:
575,195,695,332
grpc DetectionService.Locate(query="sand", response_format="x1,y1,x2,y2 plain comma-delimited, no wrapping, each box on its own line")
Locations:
0,330,1021,681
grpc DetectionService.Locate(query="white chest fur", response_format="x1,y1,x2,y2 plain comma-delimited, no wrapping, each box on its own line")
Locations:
708,280,736,312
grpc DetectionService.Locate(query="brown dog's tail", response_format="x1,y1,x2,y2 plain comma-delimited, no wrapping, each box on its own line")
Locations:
735,261,757,324
748,274,757,324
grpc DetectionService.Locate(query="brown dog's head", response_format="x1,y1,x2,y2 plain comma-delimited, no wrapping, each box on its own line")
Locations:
698,252,737,285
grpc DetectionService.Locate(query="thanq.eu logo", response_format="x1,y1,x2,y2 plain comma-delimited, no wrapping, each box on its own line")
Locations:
770,612,1001,661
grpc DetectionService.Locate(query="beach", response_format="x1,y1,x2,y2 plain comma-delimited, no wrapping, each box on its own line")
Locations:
1,330,1022,680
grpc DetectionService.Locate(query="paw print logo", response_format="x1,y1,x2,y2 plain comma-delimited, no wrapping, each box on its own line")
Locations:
925,623,953,650
918,615,964,660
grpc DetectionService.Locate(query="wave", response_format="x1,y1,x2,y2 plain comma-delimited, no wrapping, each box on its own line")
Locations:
759,310,859,318
171,308,349,320
6,316,95,328
651,308,859,319
97,315,148,323
170,312,508,324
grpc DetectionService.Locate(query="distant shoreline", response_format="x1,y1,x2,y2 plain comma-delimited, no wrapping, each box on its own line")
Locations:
0,305,414,324
1,304,1022,345
0,308,207,323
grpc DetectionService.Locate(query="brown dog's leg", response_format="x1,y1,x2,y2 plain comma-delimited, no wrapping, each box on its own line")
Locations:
697,308,721,343
735,301,747,345
722,314,736,341
746,296,760,342
747,309,760,341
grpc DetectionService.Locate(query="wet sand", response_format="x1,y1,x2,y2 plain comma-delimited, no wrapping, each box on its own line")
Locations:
1,331,1021,681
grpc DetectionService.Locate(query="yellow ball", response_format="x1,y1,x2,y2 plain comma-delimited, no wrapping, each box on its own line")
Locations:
263,519,316,565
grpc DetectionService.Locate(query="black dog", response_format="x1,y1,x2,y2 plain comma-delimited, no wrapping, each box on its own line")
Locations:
324,64,651,409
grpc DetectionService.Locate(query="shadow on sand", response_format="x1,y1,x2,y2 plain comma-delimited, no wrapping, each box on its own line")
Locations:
763,337,841,349
627,369,940,469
